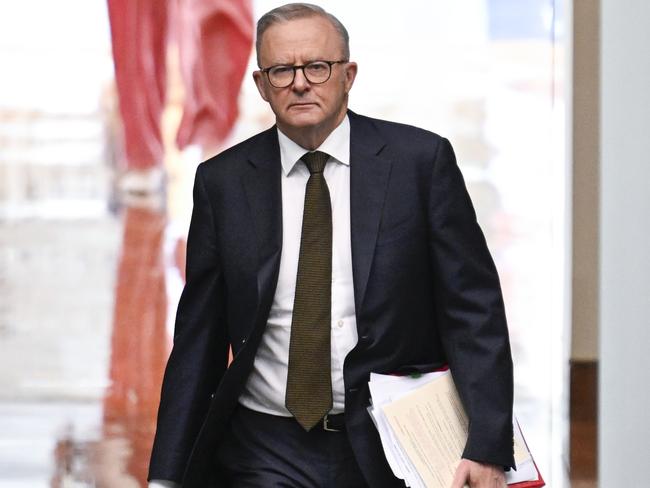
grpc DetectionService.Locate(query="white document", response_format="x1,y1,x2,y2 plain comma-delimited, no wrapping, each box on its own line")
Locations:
368,371,539,488
369,371,449,487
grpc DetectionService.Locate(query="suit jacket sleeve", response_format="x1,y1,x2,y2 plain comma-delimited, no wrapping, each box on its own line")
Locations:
427,137,515,469
148,163,229,482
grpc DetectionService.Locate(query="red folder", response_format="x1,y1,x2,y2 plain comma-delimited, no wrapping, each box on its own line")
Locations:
509,460,545,487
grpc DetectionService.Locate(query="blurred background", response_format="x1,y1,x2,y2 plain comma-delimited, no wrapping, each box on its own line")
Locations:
1,0,648,487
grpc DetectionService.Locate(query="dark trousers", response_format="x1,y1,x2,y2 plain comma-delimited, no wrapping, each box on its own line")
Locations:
216,406,369,488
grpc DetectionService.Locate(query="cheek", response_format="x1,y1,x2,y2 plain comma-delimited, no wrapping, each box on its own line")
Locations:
267,92,288,111
320,86,344,106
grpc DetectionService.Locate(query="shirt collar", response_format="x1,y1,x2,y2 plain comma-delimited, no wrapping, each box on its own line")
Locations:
277,114,350,176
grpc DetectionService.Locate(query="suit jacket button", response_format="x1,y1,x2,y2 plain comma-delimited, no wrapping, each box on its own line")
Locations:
241,338,246,344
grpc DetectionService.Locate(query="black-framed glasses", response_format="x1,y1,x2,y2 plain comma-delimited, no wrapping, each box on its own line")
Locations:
260,60,347,88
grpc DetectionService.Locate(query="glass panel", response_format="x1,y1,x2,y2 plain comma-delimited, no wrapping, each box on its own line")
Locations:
0,1,568,486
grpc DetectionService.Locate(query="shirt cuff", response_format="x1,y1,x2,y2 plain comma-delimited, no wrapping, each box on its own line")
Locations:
148,481,180,488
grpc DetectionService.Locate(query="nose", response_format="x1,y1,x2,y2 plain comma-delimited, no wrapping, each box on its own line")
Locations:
291,67,311,92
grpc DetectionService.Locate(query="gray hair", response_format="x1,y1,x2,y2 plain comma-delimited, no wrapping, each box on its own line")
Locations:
256,3,350,67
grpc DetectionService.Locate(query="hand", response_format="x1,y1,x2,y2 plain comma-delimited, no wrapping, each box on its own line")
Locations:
450,459,506,488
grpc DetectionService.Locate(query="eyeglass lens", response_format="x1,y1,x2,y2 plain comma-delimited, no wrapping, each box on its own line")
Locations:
268,61,332,87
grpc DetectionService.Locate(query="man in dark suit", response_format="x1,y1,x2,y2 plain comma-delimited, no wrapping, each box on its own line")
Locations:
148,3,514,488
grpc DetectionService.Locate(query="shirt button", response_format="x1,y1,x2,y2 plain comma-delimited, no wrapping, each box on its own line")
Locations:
337,320,344,328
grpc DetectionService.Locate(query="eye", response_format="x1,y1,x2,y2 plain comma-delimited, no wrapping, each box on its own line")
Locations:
270,65,293,76
306,62,328,74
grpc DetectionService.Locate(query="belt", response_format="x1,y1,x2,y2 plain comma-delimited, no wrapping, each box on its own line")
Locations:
236,405,346,433
318,413,346,432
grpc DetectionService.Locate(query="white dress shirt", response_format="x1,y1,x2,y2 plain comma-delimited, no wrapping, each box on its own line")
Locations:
149,116,358,488
239,114,358,415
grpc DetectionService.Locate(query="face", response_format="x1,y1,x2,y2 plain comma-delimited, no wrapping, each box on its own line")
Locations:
253,16,357,138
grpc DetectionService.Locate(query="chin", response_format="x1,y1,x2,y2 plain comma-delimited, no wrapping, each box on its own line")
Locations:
281,112,325,129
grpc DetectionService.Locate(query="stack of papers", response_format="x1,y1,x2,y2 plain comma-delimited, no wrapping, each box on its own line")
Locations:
368,370,543,488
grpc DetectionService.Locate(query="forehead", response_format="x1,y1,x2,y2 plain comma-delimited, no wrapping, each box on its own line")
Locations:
258,15,343,64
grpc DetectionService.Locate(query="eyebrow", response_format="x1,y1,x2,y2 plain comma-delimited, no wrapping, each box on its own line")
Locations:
270,58,327,66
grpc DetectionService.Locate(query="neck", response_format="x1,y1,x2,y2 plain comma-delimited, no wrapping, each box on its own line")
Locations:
278,105,347,150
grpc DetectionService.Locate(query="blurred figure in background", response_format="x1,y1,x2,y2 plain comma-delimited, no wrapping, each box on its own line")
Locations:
107,0,253,206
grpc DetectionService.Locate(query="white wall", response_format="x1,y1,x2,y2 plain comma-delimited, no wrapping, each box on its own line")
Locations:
599,0,650,484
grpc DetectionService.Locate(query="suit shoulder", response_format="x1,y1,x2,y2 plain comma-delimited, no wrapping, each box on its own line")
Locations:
350,112,451,165
198,127,276,176
352,112,447,147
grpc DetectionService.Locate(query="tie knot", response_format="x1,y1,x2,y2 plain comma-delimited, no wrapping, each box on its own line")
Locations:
301,151,329,174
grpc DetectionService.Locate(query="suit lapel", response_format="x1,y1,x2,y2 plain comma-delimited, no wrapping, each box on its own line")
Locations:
348,112,393,311
241,128,283,324
239,114,393,322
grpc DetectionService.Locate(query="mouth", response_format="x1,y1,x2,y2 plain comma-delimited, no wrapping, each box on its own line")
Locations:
288,102,317,109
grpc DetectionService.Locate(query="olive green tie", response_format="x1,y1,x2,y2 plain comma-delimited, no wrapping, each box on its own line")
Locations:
285,150,333,431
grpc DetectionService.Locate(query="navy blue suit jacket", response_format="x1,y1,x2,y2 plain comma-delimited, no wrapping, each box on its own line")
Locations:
148,111,515,487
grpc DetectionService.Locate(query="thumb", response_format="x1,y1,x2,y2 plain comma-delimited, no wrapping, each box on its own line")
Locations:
450,460,470,488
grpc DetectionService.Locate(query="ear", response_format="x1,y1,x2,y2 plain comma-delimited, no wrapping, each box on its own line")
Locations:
343,62,358,94
253,71,270,102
